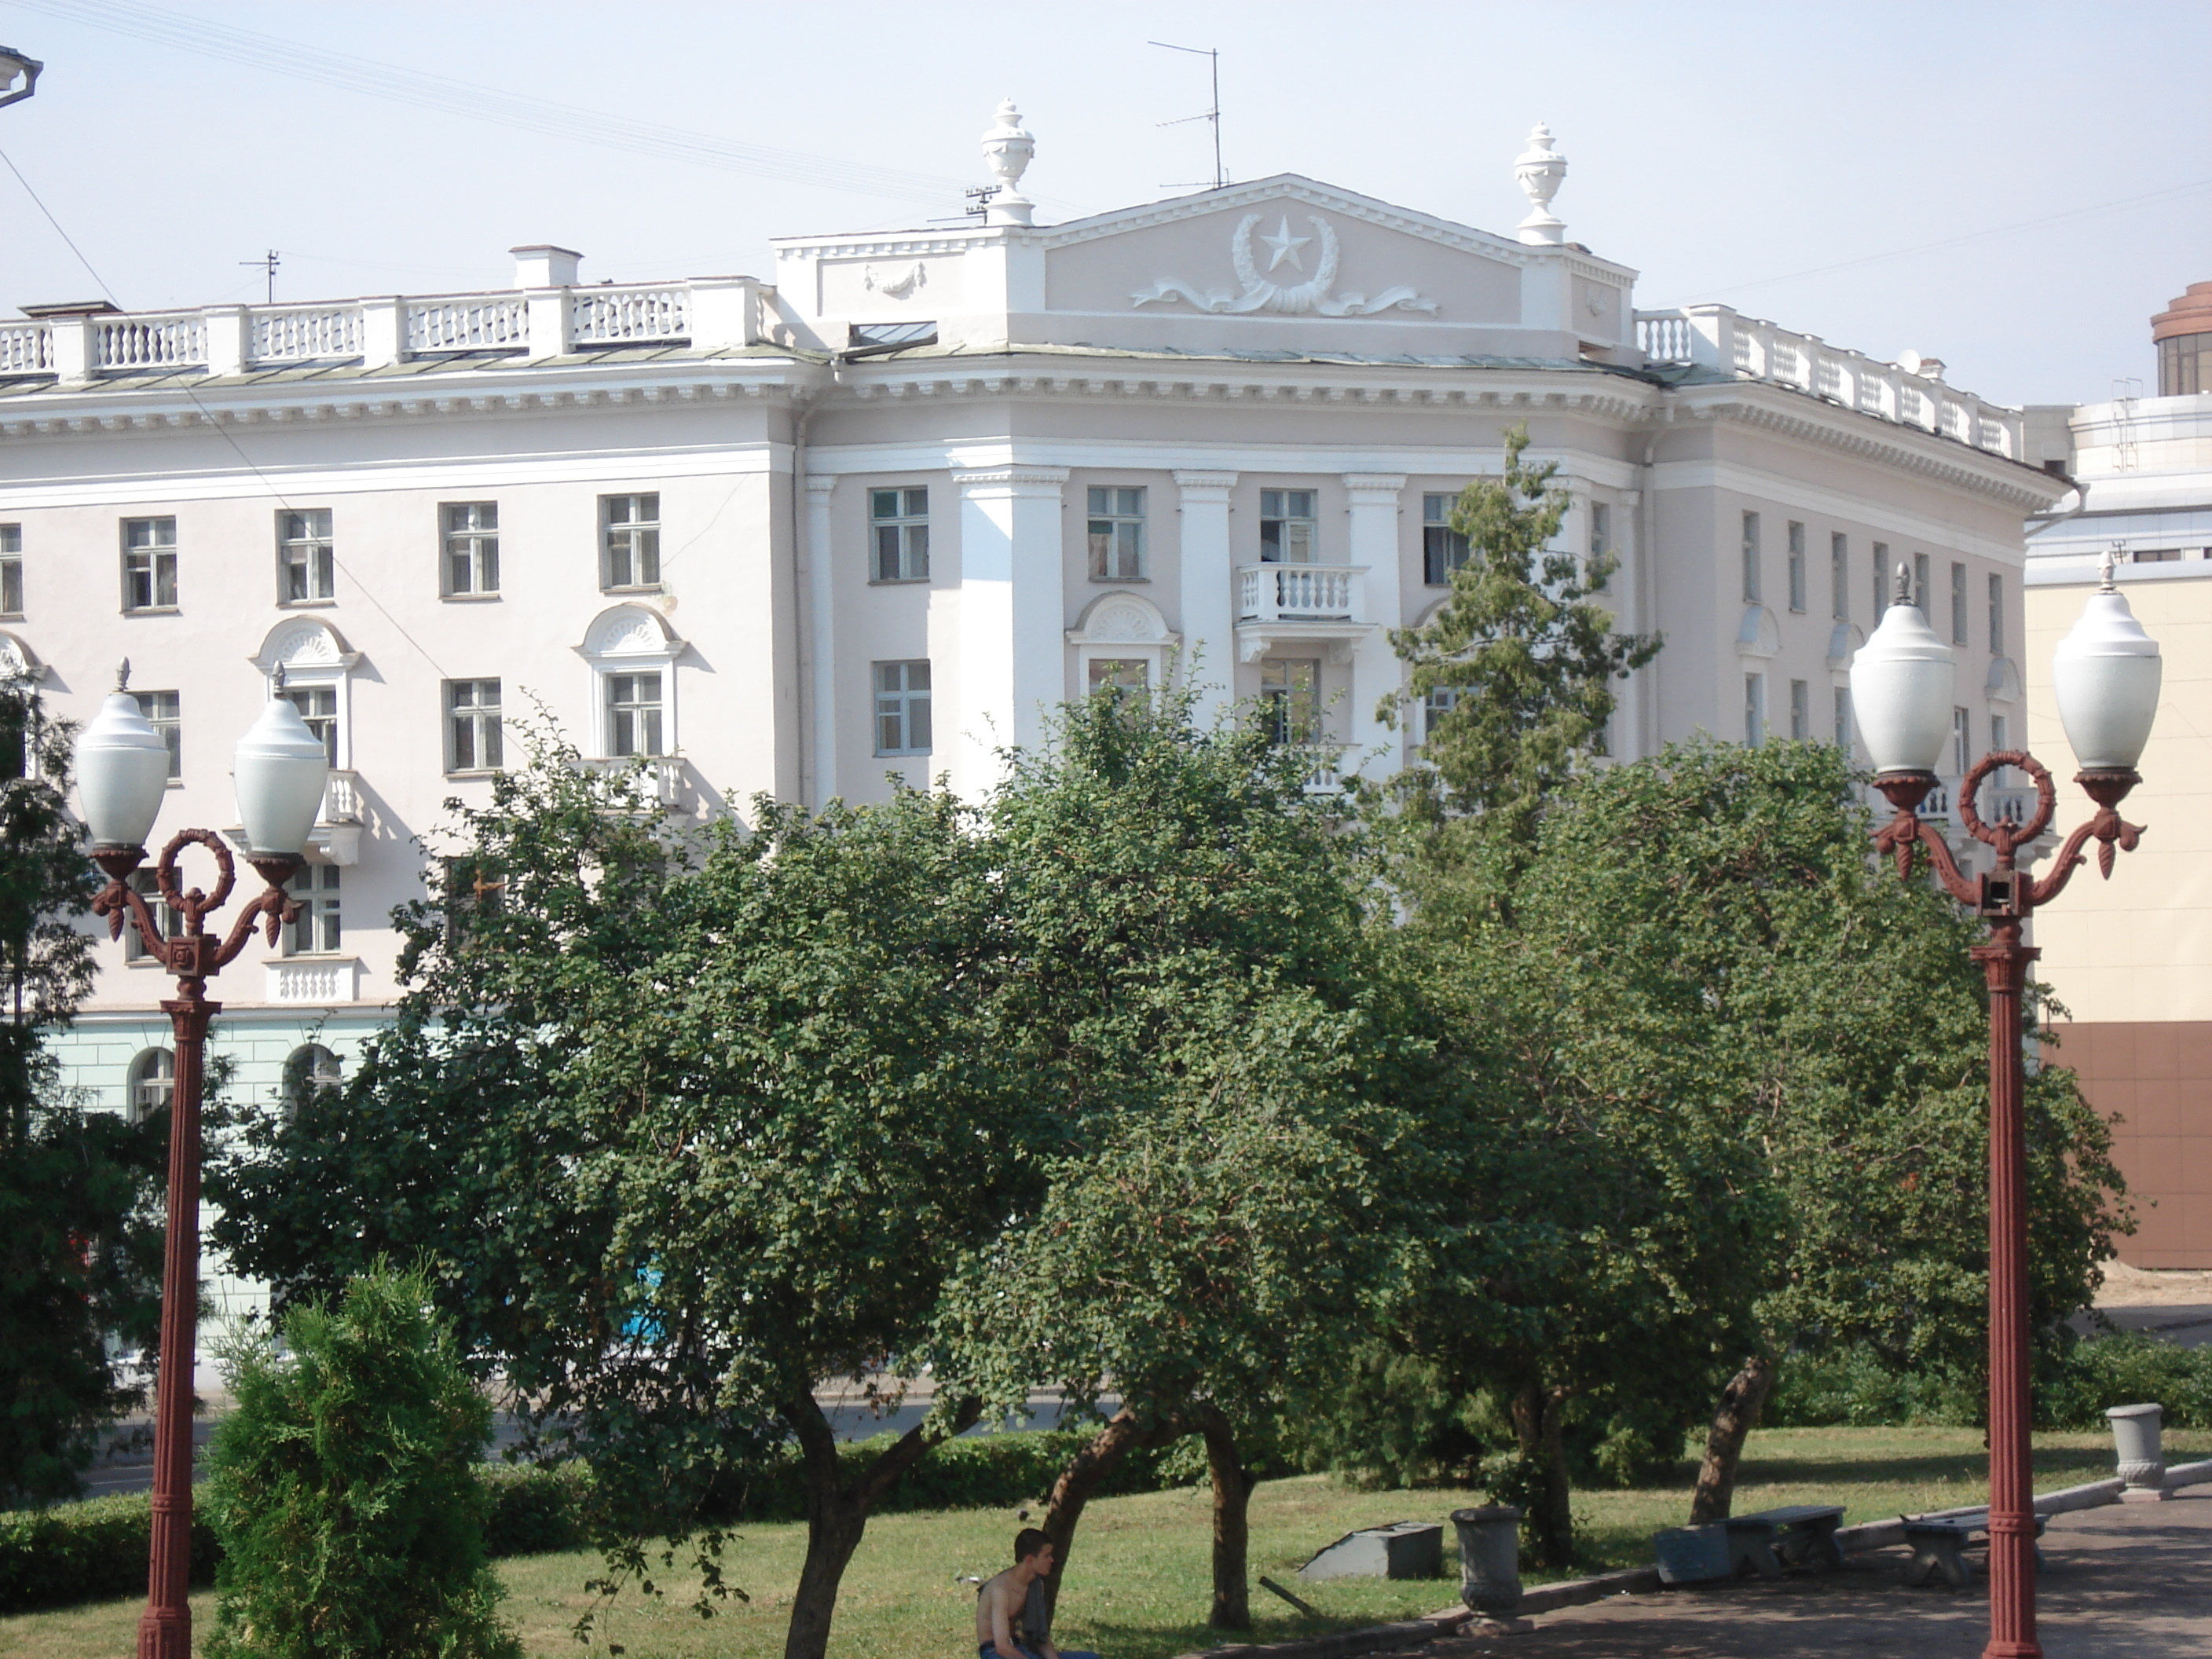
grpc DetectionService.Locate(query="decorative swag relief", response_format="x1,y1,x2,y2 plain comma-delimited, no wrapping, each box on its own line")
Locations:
1132,213,1437,317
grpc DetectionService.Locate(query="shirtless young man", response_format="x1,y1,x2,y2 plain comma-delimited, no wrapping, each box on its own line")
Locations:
976,1529,1101,1659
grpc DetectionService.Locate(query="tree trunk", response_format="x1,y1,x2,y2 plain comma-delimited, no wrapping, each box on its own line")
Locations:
1037,1408,1188,1632
1196,1404,1253,1630
782,1387,982,1659
1688,1355,1773,1525
1508,1382,1576,1569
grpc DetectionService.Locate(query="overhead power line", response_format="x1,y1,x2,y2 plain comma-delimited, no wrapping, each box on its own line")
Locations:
14,0,987,208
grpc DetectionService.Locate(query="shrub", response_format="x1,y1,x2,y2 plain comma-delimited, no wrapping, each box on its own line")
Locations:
0,1491,218,1612
200,1265,521,1659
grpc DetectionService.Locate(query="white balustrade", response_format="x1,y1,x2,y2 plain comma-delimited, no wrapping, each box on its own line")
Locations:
1635,303,2021,460
405,295,529,353
97,313,205,369
0,322,49,373
573,755,683,806
1280,744,1345,792
571,286,690,344
252,306,364,362
267,958,358,1004
320,770,362,824
1236,562,1362,623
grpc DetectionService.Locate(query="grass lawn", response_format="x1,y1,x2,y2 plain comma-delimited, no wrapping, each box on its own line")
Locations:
6,1424,2203,1659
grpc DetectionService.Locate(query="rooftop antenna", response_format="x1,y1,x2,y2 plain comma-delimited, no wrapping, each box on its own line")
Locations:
241,248,279,304
1150,42,1225,191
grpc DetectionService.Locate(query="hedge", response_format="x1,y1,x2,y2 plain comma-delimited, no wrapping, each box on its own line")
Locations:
0,1425,1181,1616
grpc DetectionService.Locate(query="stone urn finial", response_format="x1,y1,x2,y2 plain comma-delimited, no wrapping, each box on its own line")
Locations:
981,98,1036,226
1514,122,1567,246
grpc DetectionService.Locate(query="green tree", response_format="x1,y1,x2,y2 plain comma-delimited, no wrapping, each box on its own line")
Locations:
203,1262,520,1659
0,675,166,1507
1384,421,1659,840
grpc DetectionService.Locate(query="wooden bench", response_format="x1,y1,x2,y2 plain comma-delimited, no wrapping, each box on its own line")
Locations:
1723,1504,1847,1577
1902,1510,2047,1589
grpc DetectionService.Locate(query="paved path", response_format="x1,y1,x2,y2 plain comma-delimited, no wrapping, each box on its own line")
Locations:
1430,1491,2212,1657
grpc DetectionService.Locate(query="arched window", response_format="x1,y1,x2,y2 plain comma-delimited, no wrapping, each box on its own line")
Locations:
127,1047,174,1123
280,1043,342,1114
579,604,683,760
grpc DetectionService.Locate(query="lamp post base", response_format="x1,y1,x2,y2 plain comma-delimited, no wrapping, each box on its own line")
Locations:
137,1606,192,1659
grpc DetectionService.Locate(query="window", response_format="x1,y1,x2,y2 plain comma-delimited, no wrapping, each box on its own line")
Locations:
1786,522,1807,612
442,503,499,596
282,684,339,767
1952,706,1972,777
1086,657,1148,694
1086,488,1146,581
1789,679,1809,741
0,524,19,617
1588,502,1611,591
1833,687,1853,751
287,866,342,955
130,690,181,781
2133,547,2183,563
873,660,932,756
870,488,930,582
1421,684,1460,753
1914,551,1930,612
2160,332,2207,398
1744,672,1766,748
1991,713,2010,756
442,856,504,945
126,1048,174,1123
1873,540,1890,615
1260,490,1318,565
123,870,184,963
1741,511,1761,602
278,509,335,602
281,1043,342,1115
1950,561,1968,644
1830,533,1849,621
1423,494,1470,584
445,678,502,772
1259,658,1320,745
122,518,177,612
1989,573,2005,655
602,493,661,590
606,672,664,757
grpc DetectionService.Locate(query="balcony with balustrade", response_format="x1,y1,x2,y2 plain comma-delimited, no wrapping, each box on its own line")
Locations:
1636,302,2023,462
1233,562,1374,663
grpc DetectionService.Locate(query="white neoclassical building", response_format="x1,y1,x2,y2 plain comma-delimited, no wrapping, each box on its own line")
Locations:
0,108,2061,1241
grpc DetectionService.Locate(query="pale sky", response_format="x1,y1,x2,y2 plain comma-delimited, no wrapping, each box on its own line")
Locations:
0,0,2206,410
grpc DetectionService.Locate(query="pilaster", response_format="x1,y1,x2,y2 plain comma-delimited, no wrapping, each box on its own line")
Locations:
950,464,1070,798
804,474,839,807
1343,474,1408,778
1173,470,1239,729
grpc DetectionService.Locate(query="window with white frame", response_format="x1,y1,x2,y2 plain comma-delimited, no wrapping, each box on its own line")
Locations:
278,509,335,603
130,690,181,781
1588,501,1612,591
0,525,20,617
1952,706,1972,777
1087,488,1146,581
1741,511,1761,602
123,870,184,963
1744,672,1766,747
1873,540,1891,615
606,672,664,757
1260,490,1318,564
1423,494,1470,584
287,866,342,955
871,488,930,582
1914,551,1930,611
1786,522,1807,613
1789,679,1809,740
122,518,178,612
1833,687,1853,751
1259,658,1320,745
446,678,502,772
127,1047,174,1123
602,493,661,590
1421,683,1460,753
873,660,932,756
1830,532,1849,621
442,503,499,596
1086,657,1148,694
1988,573,2005,655
282,683,339,768
1950,561,1968,645
281,1043,342,1116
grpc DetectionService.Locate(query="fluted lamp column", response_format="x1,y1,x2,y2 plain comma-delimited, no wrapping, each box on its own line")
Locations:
75,666,327,1659
1849,553,2159,1659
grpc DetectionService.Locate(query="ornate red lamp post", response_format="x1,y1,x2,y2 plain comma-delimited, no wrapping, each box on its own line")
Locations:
1851,552,2161,1659
75,667,329,1659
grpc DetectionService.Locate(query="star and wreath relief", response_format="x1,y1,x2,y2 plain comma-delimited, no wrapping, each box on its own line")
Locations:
1131,211,1438,317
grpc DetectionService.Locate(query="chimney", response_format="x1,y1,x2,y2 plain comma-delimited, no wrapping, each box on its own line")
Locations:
510,245,583,288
